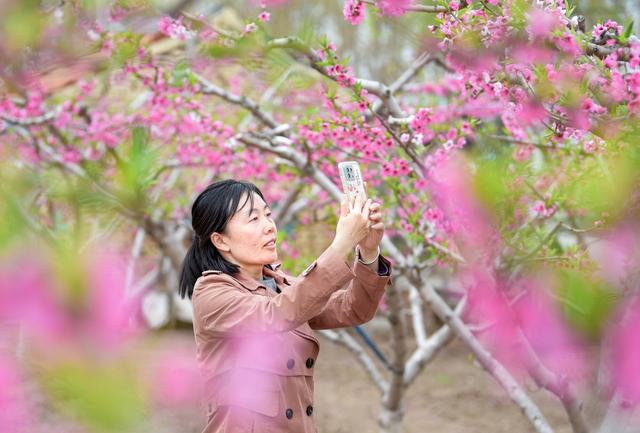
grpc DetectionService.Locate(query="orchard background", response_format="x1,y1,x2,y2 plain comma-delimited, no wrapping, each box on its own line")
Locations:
1,0,639,432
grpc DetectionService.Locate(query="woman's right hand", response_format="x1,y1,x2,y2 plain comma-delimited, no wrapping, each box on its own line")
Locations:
329,192,372,258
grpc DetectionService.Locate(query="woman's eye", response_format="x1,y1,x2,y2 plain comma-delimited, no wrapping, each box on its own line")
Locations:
250,217,258,221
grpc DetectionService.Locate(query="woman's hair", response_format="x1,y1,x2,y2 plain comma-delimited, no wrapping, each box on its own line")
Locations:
178,179,266,299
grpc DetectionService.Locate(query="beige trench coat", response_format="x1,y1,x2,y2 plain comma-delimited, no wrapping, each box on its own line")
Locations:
191,247,392,433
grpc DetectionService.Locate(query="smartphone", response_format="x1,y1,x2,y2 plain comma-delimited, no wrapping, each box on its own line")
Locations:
338,161,366,210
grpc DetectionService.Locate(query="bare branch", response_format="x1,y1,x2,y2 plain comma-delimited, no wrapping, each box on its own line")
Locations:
413,279,556,433
369,52,435,115
125,228,146,296
426,237,466,263
409,284,428,346
319,329,388,394
272,183,305,223
1,107,61,126
586,43,631,61
193,73,279,129
403,287,464,386
518,329,591,433
361,0,448,13
266,36,406,118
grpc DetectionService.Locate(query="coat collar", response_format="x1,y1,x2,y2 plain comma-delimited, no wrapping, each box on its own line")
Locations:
202,262,291,292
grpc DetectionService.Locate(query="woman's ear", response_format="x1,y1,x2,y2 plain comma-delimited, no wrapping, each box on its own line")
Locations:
210,232,231,252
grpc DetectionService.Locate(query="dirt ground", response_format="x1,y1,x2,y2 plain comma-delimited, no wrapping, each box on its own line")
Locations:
25,324,609,433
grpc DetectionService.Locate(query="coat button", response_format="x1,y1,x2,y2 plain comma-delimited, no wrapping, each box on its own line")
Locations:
286,408,294,419
306,358,314,368
287,359,295,369
306,405,313,416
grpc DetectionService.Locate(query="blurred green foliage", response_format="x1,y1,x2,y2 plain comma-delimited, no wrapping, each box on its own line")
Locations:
41,361,147,433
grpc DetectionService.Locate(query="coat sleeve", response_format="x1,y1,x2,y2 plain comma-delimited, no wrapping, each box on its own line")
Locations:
307,254,392,330
192,248,354,338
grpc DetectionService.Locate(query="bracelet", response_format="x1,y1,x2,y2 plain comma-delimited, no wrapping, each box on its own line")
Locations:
356,245,380,265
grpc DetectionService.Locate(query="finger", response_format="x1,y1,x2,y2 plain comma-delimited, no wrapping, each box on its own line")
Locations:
368,207,382,217
368,214,382,223
340,194,349,217
370,222,384,230
353,190,364,213
363,198,372,221
369,202,381,211
367,208,381,217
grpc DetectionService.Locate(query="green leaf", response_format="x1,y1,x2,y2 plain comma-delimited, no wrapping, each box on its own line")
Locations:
112,33,142,67
473,157,509,219
2,1,44,52
621,19,634,43
556,270,618,339
171,60,193,87
42,361,147,433
114,126,159,210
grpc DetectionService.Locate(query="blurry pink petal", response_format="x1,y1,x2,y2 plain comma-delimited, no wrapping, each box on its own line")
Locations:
0,356,31,433
0,255,69,344
378,0,412,16
250,0,290,5
429,155,496,257
590,225,639,289
462,267,524,375
526,8,565,39
512,44,556,64
152,351,202,407
85,250,141,349
513,281,588,383
606,297,640,405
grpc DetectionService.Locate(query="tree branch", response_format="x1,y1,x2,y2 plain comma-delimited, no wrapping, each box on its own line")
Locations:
193,72,279,129
412,279,556,433
319,329,388,394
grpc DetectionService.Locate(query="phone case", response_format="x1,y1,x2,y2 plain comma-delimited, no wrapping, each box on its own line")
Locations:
338,161,366,207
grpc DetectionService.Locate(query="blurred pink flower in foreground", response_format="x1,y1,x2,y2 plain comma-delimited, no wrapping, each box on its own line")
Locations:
428,154,496,260
590,224,639,291
251,0,290,6
0,254,69,345
606,296,640,405
378,0,412,16
0,356,31,433
85,249,143,351
152,350,202,407
526,7,565,40
463,267,524,375
463,269,588,385
513,279,588,383
0,246,142,355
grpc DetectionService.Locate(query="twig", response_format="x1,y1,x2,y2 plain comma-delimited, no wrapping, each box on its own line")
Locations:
193,72,279,129
369,52,434,115
361,0,448,13
425,237,466,263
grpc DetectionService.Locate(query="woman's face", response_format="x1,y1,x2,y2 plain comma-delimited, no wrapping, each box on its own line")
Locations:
212,192,278,274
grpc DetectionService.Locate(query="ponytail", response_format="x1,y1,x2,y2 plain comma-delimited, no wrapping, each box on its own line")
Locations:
178,234,240,299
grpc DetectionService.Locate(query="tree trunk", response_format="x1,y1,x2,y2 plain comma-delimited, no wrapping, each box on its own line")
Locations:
378,282,407,433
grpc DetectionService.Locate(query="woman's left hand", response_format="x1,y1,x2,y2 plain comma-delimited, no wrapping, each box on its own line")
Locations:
357,199,385,261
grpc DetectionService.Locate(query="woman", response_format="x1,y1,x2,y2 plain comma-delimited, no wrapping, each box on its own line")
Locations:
179,179,392,433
